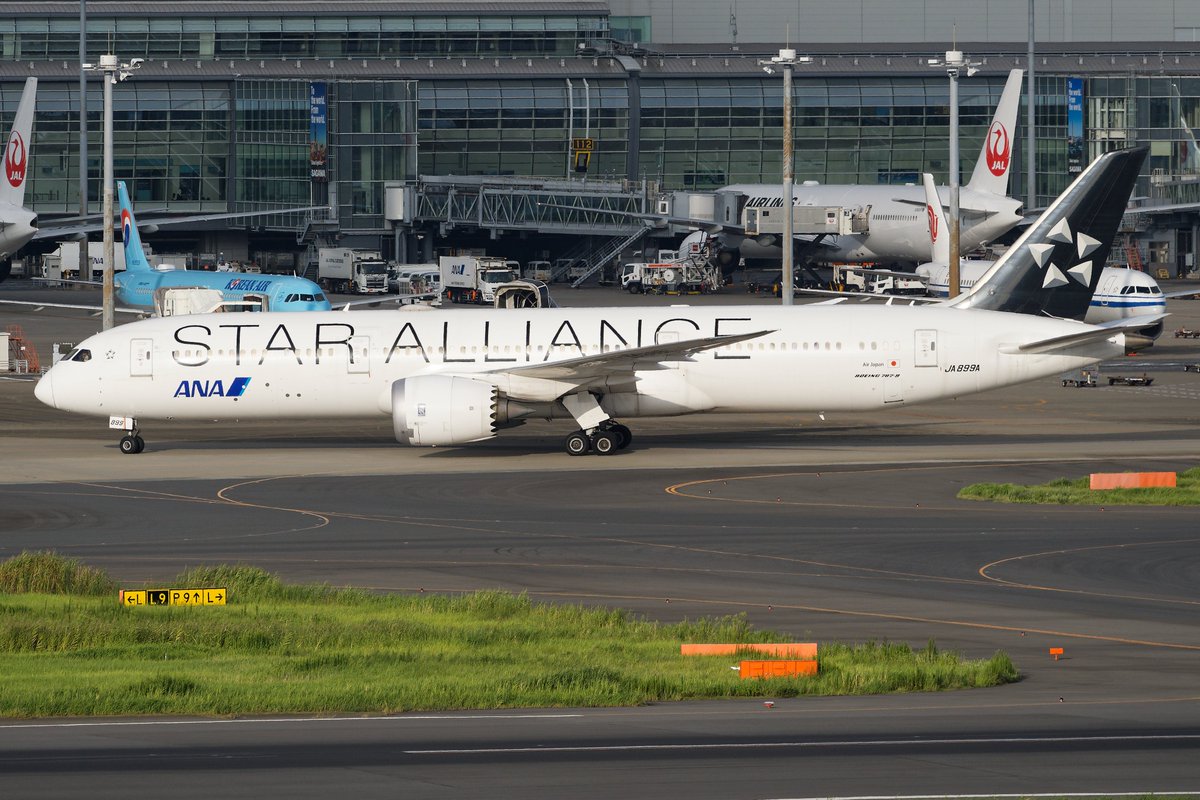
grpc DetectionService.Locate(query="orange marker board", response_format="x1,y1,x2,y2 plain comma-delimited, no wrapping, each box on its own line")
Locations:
739,660,819,679
1089,472,1177,490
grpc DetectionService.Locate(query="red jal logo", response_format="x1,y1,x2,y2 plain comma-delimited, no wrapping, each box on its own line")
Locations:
926,203,938,242
986,122,1010,177
5,131,26,188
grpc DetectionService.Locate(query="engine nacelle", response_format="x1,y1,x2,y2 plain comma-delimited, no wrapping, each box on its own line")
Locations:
391,375,498,446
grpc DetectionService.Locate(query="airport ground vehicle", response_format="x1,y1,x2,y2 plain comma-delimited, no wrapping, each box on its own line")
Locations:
525,261,553,281
317,248,389,294
1061,370,1098,387
389,263,439,294
1107,374,1154,386
1174,326,1200,338
440,255,516,304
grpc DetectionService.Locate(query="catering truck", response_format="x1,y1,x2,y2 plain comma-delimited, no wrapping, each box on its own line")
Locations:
439,255,516,304
317,248,389,294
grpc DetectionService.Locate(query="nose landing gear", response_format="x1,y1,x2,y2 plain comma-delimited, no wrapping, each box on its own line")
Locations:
111,416,145,454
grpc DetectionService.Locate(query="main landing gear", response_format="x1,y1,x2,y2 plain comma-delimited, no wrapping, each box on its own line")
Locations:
560,391,632,456
564,422,632,456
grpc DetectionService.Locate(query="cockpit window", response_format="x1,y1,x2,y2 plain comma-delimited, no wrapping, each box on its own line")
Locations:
69,349,92,362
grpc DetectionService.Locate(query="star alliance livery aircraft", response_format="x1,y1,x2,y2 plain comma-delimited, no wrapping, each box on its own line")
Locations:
36,147,1152,456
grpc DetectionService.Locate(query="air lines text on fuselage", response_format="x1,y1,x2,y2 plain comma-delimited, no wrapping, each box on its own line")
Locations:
225,278,273,292
170,316,759,367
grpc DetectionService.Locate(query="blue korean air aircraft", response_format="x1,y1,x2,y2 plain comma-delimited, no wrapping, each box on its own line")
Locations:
113,181,331,312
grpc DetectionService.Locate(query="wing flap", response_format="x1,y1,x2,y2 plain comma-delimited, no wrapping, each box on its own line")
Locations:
495,329,772,383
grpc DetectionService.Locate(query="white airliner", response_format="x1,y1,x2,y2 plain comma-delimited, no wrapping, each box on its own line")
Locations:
0,78,38,272
717,69,1025,267
36,147,1154,456
917,172,1170,339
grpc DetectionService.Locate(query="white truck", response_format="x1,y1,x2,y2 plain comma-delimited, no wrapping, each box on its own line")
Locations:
317,248,389,294
440,255,516,304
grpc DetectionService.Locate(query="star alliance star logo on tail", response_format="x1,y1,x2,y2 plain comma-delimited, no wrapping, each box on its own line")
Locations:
1029,218,1102,289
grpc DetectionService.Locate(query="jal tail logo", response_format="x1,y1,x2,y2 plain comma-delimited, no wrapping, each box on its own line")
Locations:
926,203,938,242
120,208,133,247
986,122,1011,177
5,131,26,188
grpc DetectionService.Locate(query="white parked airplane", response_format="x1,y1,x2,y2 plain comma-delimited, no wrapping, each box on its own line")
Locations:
717,69,1025,267
36,147,1154,456
917,172,1172,340
0,77,38,272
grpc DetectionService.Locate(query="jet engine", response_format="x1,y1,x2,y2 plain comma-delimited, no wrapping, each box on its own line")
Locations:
391,374,501,446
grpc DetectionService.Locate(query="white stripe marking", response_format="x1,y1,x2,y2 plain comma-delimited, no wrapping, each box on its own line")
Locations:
0,713,582,730
406,732,1200,755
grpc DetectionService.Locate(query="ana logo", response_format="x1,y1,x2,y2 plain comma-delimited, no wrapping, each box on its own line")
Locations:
173,377,251,399
120,208,133,246
926,203,939,242
986,122,1010,177
5,131,26,188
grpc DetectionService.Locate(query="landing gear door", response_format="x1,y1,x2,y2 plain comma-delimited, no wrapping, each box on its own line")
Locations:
914,329,938,368
130,338,153,377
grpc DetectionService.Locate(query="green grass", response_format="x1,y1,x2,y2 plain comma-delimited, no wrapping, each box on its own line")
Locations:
958,466,1200,505
0,554,1018,718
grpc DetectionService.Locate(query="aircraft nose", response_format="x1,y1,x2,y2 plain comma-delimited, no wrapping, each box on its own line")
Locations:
34,370,56,409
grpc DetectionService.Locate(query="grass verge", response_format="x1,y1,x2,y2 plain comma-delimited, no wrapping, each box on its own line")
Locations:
958,467,1200,505
0,553,1017,717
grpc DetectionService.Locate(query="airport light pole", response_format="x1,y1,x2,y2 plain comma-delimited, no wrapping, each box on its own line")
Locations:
929,50,979,299
83,54,141,330
759,49,811,306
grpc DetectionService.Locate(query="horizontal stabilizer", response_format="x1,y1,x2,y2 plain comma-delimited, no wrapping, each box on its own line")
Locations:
1009,313,1167,354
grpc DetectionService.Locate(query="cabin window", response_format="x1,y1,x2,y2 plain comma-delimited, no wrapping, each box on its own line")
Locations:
871,341,878,350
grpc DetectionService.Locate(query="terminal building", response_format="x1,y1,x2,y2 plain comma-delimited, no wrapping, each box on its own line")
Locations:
1,0,1198,278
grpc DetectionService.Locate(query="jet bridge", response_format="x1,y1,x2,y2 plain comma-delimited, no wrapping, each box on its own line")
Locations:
413,175,653,238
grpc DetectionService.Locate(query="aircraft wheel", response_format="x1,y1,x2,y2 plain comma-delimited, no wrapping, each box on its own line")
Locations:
564,431,591,456
591,431,619,455
609,424,632,450
119,435,139,455
133,435,145,454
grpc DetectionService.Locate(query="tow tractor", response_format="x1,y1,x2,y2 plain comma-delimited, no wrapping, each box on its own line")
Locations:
1061,370,1097,387
1174,326,1200,338
1107,374,1154,386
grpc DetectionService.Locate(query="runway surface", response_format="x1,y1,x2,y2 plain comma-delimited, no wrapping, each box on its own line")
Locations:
2,285,1200,798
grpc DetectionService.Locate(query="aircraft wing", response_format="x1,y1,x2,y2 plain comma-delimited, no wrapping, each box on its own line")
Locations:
337,293,439,310
795,287,940,304
0,298,144,314
1163,288,1200,300
892,197,1007,220
491,330,772,385
31,205,331,243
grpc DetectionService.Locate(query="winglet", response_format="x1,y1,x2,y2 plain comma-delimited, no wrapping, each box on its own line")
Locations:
117,181,153,272
921,173,949,265
0,77,36,209
966,69,1022,197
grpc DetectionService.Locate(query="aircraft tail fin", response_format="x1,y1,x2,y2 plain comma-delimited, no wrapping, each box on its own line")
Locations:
0,77,37,209
965,69,1022,197
117,181,153,273
921,173,949,264
951,146,1148,319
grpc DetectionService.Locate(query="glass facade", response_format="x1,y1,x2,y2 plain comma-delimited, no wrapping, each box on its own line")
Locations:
5,81,229,214
0,13,608,60
332,81,418,230
417,80,628,180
